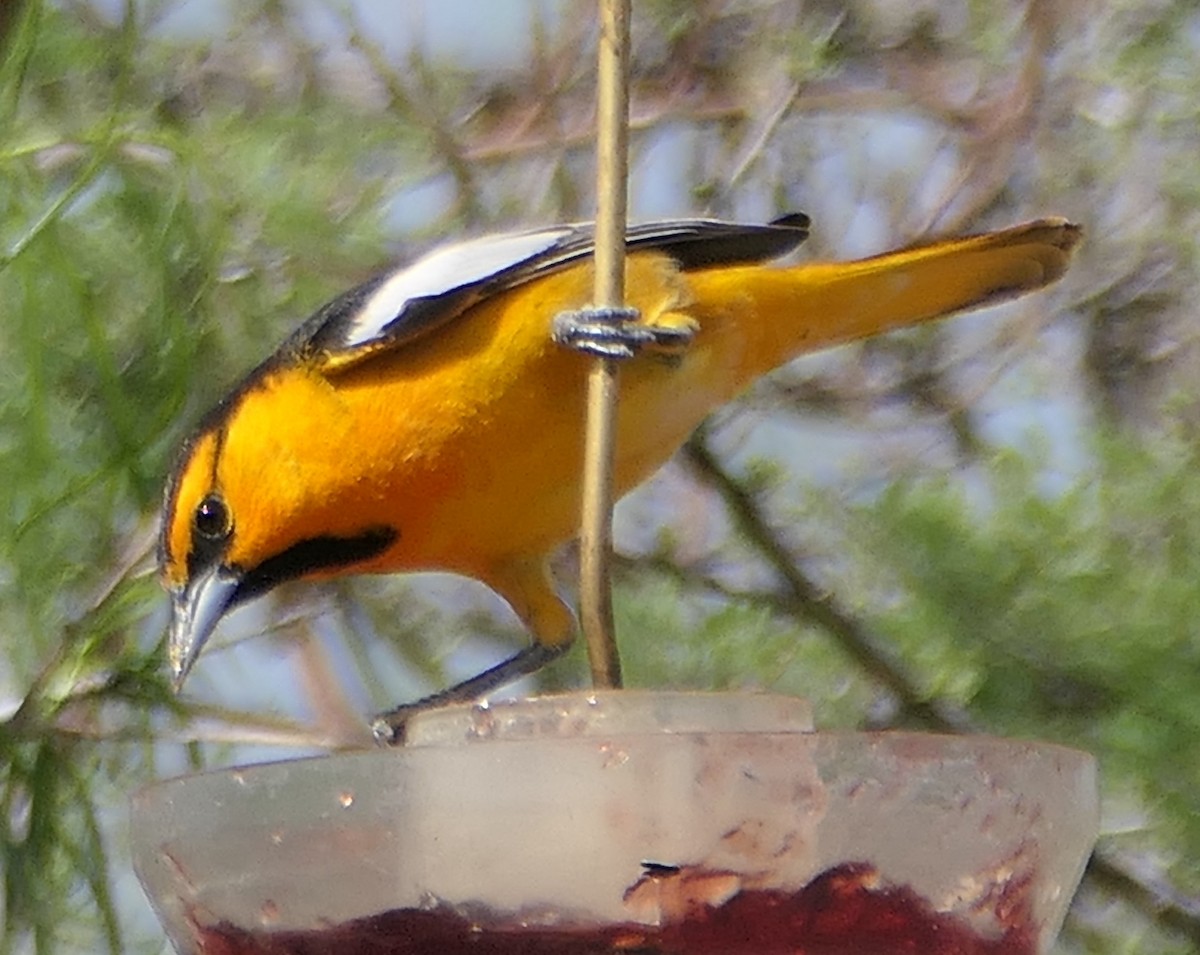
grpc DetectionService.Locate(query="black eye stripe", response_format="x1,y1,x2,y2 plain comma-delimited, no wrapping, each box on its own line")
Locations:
235,526,398,606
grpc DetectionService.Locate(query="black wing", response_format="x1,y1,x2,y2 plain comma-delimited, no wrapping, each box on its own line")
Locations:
286,214,810,370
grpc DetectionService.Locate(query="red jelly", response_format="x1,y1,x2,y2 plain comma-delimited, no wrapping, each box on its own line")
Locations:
191,862,1036,955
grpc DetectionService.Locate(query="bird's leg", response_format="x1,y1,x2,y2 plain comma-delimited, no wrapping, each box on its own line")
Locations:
370,641,570,745
552,306,694,360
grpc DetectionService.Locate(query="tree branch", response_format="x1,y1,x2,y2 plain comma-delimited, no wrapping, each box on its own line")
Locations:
681,429,972,733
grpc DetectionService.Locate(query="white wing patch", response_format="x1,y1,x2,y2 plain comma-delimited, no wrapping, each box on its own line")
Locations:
342,228,574,349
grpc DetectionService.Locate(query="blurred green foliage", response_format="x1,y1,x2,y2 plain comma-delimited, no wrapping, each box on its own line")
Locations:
617,431,1200,953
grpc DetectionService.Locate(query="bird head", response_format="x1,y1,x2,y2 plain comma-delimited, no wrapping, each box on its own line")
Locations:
159,378,397,690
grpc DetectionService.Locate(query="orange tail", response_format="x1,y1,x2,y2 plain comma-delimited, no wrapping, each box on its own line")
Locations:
689,218,1081,382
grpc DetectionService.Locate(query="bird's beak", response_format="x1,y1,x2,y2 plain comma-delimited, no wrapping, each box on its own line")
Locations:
168,564,242,691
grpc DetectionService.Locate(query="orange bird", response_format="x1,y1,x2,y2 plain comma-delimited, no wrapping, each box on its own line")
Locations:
159,214,1080,735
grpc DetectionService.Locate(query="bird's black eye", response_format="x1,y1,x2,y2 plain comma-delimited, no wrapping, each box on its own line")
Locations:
193,494,232,542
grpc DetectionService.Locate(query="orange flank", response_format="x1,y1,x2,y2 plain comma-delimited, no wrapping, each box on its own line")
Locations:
159,215,1080,732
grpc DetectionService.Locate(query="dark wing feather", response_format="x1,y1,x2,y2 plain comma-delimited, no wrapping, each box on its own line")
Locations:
286,215,810,371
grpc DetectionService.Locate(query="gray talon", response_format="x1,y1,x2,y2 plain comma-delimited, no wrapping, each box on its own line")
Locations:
553,306,694,360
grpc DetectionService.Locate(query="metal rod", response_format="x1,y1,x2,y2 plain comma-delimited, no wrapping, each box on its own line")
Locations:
579,0,631,689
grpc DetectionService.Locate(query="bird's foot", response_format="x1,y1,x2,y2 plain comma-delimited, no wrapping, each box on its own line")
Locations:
552,306,694,360
369,642,570,746
370,707,421,746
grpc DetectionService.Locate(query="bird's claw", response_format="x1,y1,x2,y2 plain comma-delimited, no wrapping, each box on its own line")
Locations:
552,306,694,360
371,707,420,746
